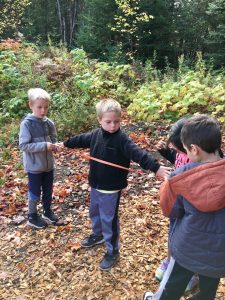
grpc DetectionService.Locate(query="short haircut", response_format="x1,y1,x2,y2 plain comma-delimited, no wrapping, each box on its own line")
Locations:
28,88,51,103
96,98,121,119
181,114,221,153
168,117,188,153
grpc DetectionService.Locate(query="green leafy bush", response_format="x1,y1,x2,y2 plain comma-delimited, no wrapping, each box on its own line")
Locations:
0,51,21,103
128,57,225,123
71,54,138,106
50,92,97,139
0,43,224,149
0,45,47,119
0,120,20,148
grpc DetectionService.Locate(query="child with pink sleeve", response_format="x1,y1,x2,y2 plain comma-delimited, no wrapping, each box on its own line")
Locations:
155,118,198,293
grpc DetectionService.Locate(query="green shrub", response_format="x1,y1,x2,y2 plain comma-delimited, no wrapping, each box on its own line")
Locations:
2,93,28,118
0,121,20,148
50,92,97,139
0,50,21,104
1,44,225,139
128,55,225,123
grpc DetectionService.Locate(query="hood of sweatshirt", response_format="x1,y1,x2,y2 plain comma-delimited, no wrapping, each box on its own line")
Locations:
160,159,225,216
24,113,48,123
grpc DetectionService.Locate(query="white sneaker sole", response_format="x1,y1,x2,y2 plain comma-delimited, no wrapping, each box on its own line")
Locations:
27,221,46,229
142,291,154,300
81,239,105,248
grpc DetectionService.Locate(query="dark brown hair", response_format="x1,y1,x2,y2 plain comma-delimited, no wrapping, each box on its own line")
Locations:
168,117,188,153
181,114,221,154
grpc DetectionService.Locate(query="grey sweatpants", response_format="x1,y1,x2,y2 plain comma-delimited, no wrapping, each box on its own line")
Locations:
90,188,121,255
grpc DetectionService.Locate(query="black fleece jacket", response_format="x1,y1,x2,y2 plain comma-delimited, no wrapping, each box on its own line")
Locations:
64,128,160,190
158,147,177,164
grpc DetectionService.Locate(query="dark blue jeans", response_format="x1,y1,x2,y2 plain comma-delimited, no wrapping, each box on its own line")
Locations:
28,170,54,211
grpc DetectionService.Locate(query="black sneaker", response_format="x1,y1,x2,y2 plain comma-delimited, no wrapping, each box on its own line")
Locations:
81,234,104,248
27,213,47,229
42,210,59,224
99,252,119,271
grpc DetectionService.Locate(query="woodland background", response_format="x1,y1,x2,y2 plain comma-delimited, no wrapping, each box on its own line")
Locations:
0,0,225,299
1,0,225,68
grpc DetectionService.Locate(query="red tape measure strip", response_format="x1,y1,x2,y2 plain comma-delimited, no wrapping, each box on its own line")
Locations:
68,150,144,174
84,154,144,174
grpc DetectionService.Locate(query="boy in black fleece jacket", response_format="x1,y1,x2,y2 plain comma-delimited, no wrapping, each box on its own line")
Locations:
60,98,170,271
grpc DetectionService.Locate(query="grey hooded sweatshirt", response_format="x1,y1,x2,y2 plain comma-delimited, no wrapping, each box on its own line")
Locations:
19,114,57,173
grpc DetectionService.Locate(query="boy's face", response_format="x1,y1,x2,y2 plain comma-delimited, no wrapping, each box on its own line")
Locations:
98,112,121,133
184,144,199,162
29,99,49,119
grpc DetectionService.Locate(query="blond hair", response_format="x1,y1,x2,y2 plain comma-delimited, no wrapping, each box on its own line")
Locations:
96,98,121,119
28,88,51,103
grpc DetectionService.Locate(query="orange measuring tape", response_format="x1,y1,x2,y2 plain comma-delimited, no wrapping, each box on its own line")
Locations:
67,149,144,175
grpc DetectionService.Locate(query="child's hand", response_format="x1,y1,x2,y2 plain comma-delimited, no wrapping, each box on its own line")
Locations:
54,142,65,152
47,143,56,152
47,142,64,152
156,166,171,180
156,141,167,150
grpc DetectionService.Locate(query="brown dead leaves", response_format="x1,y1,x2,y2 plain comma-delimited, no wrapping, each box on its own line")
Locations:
0,122,225,299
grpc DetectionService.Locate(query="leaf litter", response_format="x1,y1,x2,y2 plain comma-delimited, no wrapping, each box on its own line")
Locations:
0,120,225,300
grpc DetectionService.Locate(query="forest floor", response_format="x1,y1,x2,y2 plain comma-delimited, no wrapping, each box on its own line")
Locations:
0,117,225,300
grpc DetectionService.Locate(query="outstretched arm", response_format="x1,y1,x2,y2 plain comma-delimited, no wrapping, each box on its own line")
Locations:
156,141,176,164
121,132,171,178
63,131,93,149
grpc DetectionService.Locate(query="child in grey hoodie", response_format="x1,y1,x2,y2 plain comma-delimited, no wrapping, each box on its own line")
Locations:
19,88,58,229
